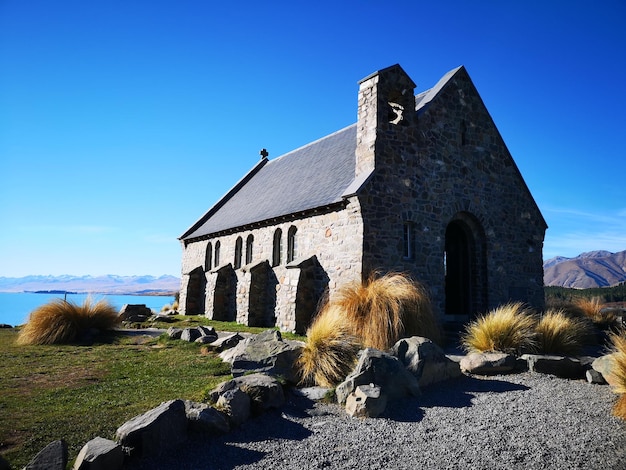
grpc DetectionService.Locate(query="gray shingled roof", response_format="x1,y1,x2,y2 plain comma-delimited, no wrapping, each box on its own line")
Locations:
181,124,357,240
181,66,467,241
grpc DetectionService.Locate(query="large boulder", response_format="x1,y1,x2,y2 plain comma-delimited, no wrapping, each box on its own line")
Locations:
210,373,285,415
210,332,244,351
336,348,420,405
592,354,618,386
392,336,462,387
24,440,68,470
223,330,304,384
521,354,586,379
119,304,152,323
212,382,251,426
181,327,202,342
115,399,187,458
460,352,517,375
184,400,231,434
345,384,387,418
73,437,123,470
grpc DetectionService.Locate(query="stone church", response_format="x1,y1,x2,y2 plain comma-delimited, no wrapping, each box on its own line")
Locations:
179,64,547,334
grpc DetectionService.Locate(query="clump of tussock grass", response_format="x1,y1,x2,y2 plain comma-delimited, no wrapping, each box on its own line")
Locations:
17,296,120,345
461,302,537,354
297,272,439,387
608,332,626,419
574,297,618,329
334,272,440,350
534,309,591,355
297,305,361,387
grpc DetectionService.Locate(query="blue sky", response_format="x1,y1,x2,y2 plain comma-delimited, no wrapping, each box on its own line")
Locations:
1,1,624,277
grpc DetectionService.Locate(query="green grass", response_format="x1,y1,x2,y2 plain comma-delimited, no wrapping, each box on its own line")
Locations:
0,328,232,469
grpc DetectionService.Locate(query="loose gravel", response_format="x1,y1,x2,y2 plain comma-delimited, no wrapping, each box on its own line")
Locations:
129,372,626,470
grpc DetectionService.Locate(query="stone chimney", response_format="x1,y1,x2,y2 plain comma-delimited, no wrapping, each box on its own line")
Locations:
355,64,417,178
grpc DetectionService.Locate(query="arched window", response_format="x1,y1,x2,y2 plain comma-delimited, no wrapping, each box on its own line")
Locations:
287,226,297,263
234,237,243,269
272,229,282,266
245,235,254,265
205,242,212,271
214,241,221,268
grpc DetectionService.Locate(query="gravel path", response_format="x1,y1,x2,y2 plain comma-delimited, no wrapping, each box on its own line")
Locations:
128,372,626,470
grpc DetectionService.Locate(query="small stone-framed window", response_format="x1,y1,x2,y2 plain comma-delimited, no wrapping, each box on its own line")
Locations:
214,241,221,268
234,237,243,269
402,222,414,260
287,226,297,263
205,242,212,271
272,229,282,266
245,235,254,265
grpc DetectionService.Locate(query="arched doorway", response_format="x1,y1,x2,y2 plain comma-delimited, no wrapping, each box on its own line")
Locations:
185,267,206,315
444,213,487,318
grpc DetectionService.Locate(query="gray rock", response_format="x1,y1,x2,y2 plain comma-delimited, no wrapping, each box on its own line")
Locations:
345,384,387,418
119,304,152,322
336,348,421,405
211,333,244,351
195,335,218,344
115,399,187,458
211,373,285,415
586,368,607,384
151,314,177,323
198,326,217,337
228,330,304,384
460,352,517,375
181,327,202,342
166,327,183,339
73,437,123,470
392,336,462,387
214,384,251,427
24,439,68,470
184,401,230,434
521,354,586,379
592,354,616,386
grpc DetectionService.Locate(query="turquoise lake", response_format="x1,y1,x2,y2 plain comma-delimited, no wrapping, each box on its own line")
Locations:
0,292,176,327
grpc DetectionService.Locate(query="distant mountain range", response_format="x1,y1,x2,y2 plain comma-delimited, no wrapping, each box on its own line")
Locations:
544,250,626,289
0,274,181,295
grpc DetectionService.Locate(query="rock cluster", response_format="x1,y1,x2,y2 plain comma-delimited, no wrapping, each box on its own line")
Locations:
19,329,620,469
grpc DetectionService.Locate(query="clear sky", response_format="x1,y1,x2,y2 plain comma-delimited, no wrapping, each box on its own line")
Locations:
1,0,624,277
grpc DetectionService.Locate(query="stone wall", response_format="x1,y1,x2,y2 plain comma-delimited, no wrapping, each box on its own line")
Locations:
355,65,546,319
179,197,364,332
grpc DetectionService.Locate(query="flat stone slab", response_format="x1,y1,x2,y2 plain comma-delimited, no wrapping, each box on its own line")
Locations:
521,354,586,379
460,352,517,375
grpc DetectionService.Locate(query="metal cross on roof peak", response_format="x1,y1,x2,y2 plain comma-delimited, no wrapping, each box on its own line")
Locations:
260,148,269,160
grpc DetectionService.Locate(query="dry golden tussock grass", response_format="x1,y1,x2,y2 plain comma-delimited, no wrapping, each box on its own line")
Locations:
609,332,626,396
334,272,440,350
613,394,626,420
297,305,361,387
297,272,439,387
461,302,537,354
574,297,618,328
535,309,591,355
17,296,120,345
